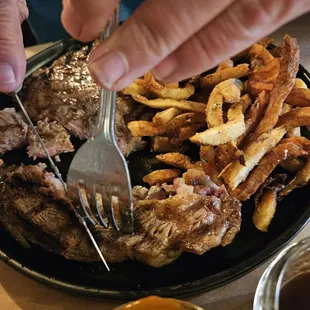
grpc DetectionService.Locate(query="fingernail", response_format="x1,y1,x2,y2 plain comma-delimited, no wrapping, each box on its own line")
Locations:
0,63,16,84
90,51,128,88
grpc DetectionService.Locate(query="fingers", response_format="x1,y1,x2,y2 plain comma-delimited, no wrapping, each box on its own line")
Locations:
61,0,120,42
153,0,310,83
88,0,234,89
0,0,28,93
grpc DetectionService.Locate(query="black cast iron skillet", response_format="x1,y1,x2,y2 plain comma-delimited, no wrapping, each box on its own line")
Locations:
0,40,309,300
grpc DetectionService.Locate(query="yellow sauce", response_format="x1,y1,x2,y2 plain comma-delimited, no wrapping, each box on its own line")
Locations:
117,296,200,310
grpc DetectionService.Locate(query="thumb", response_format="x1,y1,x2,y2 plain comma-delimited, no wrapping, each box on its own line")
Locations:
0,0,28,93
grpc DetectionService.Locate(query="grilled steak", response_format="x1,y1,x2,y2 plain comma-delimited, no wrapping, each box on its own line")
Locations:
0,164,241,267
23,43,145,156
27,119,74,158
0,108,28,155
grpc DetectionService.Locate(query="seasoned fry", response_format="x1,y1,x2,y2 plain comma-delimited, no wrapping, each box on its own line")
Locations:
144,72,195,100
240,93,252,114
205,79,243,128
280,136,310,153
280,103,292,115
171,123,204,144
132,94,206,113
200,145,222,185
247,81,273,97
190,103,245,146
249,43,274,70
143,169,181,186
156,153,193,170
287,127,301,137
221,127,286,191
246,35,300,145
280,159,310,197
250,58,280,82
286,88,310,107
294,78,308,89
128,120,165,137
152,137,171,153
152,108,182,127
122,79,150,96
232,142,308,201
253,189,277,232
277,107,310,130
200,64,249,88
280,157,305,173
216,59,234,72
237,91,268,147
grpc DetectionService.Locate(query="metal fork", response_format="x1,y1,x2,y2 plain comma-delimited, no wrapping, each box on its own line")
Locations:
67,7,134,237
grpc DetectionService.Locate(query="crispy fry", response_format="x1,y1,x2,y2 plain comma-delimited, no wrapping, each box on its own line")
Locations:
232,142,308,201
221,127,286,191
246,35,300,144
294,78,308,89
132,94,206,113
280,136,310,153
191,103,245,146
200,145,222,185
152,108,182,127
287,127,301,137
280,159,310,197
280,157,305,173
156,153,193,170
253,189,277,232
240,93,252,114
237,91,268,147
171,123,204,144
152,137,171,153
286,88,310,107
166,113,205,135
144,72,195,100
280,103,292,115
143,169,180,186
200,64,249,88
128,120,165,137
277,107,310,130
216,59,234,72
205,79,243,128
249,43,274,70
247,81,274,97
250,58,280,82
217,141,245,167
122,79,151,96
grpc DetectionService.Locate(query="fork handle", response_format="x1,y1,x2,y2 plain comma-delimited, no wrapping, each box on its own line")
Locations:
93,6,120,140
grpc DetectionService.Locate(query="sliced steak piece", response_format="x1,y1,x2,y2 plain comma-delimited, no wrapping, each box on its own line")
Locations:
23,45,145,156
27,119,74,158
0,108,28,155
0,164,241,267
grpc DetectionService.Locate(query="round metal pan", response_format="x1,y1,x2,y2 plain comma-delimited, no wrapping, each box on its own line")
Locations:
0,40,309,300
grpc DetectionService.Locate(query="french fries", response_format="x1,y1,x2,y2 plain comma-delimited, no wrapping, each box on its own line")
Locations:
286,88,310,107
221,127,286,191
152,108,182,127
277,107,310,130
124,34,310,234
190,102,245,145
200,145,222,184
253,189,277,232
156,153,194,170
216,59,234,72
200,64,249,88
246,36,299,145
280,159,310,197
205,79,243,128
132,94,206,113
143,169,181,186
144,72,195,100
232,141,308,201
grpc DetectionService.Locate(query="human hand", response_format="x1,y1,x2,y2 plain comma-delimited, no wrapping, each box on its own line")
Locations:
62,0,310,91
0,0,28,93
